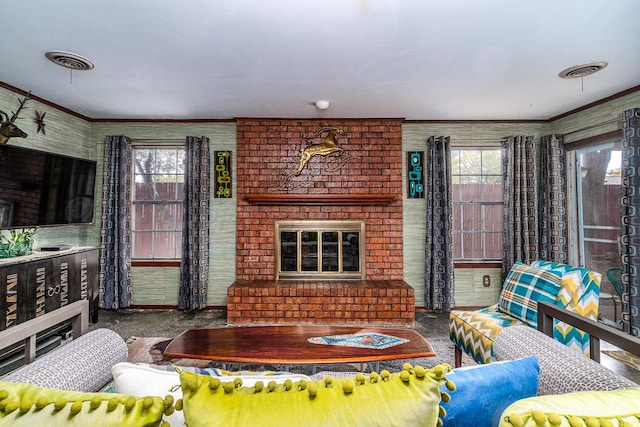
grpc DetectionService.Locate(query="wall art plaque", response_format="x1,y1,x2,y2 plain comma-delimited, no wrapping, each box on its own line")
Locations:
407,151,424,199
214,151,232,198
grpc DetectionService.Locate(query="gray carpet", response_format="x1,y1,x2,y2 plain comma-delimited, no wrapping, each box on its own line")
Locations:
127,336,474,375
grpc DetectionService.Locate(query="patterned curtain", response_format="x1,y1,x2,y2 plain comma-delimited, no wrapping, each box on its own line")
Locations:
425,136,454,311
620,108,640,336
178,136,211,310
502,135,539,279
538,134,568,263
99,135,132,309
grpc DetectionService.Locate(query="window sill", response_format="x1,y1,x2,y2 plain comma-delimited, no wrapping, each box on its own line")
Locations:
132,260,181,267
454,261,502,269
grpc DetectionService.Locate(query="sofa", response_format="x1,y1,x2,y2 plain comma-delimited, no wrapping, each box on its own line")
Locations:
449,260,602,366
1,321,639,427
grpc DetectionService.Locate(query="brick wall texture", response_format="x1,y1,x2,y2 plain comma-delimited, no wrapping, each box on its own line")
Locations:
227,280,415,326
236,118,404,280
232,118,412,325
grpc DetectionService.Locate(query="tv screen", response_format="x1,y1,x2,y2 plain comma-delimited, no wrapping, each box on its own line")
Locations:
0,144,97,228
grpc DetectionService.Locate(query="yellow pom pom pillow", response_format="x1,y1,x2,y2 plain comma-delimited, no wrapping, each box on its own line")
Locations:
112,362,311,427
499,387,640,427
0,380,171,427
178,363,453,427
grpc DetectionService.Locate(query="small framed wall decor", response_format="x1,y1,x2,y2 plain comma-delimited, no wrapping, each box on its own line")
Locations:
407,151,424,199
214,151,232,198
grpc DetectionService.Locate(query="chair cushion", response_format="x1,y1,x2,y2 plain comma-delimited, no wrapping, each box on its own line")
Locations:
530,260,602,356
449,305,527,364
498,262,562,327
530,260,601,318
494,325,637,395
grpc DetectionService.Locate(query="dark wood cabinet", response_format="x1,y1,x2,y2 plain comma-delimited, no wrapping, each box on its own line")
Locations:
1,248,98,331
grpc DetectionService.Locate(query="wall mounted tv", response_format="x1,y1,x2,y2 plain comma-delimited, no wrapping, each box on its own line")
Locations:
0,144,97,229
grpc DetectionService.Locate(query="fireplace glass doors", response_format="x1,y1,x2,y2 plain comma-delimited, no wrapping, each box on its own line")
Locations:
275,220,365,280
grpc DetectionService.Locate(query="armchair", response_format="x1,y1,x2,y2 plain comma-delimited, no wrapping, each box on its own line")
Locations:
449,260,602,367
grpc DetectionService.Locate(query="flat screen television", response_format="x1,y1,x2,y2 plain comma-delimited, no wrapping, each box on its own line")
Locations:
0,144,97,229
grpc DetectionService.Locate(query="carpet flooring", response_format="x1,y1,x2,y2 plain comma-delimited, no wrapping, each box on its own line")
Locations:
126,335,475,375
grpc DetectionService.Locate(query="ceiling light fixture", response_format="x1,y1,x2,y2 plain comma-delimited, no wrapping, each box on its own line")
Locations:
314,100,330,110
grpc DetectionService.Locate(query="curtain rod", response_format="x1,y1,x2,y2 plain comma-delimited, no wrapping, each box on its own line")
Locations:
131,138,185,143
128,117,621,144
450,138,505,143
451,117,622,142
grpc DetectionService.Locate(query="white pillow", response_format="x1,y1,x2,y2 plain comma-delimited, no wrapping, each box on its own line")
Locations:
111,362,312,427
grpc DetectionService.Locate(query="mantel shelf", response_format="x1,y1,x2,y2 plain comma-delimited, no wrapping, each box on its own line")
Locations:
244,193,396,206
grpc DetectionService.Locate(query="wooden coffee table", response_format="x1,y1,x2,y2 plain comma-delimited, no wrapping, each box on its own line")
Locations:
163,325,434,372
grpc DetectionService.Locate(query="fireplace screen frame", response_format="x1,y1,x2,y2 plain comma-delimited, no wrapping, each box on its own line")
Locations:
275,220,365,280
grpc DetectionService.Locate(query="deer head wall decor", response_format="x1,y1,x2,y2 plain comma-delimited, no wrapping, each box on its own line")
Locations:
0,92,31,144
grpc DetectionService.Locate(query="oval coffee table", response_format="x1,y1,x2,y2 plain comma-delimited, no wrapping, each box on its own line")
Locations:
163,325,435,373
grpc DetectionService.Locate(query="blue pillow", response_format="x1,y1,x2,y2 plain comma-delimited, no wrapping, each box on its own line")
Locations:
441,356,539,427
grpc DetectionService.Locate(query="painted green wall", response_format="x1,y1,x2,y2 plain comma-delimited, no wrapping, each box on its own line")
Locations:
89,122,237,307
0,87,96,250
552,91,640,143
401,122,549,307
2,85,638,309
401,91,640,308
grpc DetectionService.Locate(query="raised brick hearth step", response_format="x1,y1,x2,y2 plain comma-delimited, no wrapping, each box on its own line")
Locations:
227,280,415,326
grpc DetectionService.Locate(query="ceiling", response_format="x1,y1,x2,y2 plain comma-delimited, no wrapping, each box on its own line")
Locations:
1,0,639,121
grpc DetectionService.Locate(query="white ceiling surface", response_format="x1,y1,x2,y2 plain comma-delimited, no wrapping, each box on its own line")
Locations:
2,1,639,120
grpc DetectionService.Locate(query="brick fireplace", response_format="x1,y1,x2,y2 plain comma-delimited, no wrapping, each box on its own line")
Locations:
227,118,415,325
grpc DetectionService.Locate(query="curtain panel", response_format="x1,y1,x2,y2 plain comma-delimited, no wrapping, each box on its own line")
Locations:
99,135,133,309
502,135,539,279
178,136,211,311
425,136,454,311
538,134,568,263
621,107,640,336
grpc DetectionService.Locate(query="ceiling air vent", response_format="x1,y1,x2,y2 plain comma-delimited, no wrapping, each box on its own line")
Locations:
559,61,607,79
45,51,95,70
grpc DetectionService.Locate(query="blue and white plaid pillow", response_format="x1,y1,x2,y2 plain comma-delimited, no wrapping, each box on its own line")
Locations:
498,262,562,327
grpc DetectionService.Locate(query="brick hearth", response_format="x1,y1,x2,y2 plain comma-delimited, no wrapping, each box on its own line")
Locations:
227,280,415,326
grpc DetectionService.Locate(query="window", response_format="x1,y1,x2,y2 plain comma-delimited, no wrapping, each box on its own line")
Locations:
451,148,503,261
569,142,622,273
275,220,365,280
131,146,185,260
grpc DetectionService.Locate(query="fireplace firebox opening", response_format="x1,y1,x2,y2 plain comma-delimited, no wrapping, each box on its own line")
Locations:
275,220,365,280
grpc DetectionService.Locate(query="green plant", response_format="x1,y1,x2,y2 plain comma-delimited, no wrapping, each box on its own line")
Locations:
0,227,38,256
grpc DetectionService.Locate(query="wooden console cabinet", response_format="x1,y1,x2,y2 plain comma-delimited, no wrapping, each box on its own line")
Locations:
0,247,99,331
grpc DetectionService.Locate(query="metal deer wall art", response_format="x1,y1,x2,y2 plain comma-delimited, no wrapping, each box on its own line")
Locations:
295,127,345,175
0,92,31,144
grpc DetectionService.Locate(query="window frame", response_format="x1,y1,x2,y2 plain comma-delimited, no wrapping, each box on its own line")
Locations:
451,146,503,263
566,135,623,269
130,144,185,264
